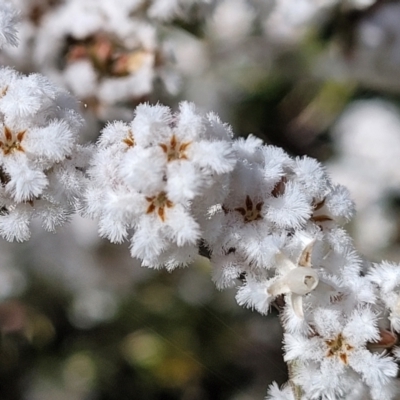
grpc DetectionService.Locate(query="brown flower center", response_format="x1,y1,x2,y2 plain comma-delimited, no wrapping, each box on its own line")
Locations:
235,195,263,223
66,33,151,78
122,130,135,148
145,192,174,222
159,135,191,162
0,126,26,155
325,333,354,364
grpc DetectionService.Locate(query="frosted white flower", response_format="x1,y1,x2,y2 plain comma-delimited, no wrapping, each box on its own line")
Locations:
211,140,297,280
0,67,86,241
25,0,201,121
34,1,157,107
211,138,350,319
86,102,235,269
285,307,398,399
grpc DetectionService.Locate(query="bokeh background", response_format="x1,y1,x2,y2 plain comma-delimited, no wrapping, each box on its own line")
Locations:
1,0,400,399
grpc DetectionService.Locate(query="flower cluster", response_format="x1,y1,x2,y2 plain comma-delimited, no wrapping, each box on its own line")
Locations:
284,307,397,400
211,137,355,316
84,99,400,399
86,101,235,269
0,67,87,241
181,128,400,398
1,0,210,123
33,0,175,119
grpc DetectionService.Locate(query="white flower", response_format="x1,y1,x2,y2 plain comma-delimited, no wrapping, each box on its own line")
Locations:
210,137,356,325
0,67,86,241
29,0,188,120
267,235,318,318
86,102,235,269
210,139,348,276
236,233,320,317
285,307,398,399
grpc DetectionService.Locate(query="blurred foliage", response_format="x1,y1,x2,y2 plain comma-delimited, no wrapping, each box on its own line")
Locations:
0,260,286,400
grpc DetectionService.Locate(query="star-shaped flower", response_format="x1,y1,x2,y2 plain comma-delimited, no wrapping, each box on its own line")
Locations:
268,234,319,317
284,308,398,398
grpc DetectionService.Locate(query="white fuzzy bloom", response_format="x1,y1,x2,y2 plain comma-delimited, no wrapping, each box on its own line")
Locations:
284,307,397,399
0,2,396,397
187,119,399,398
34,1,159,109
210,136,357,323
0,1,18,48
0,67,87,241
86,101,235,269
5,0,209,122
